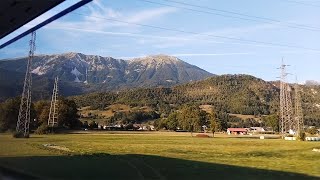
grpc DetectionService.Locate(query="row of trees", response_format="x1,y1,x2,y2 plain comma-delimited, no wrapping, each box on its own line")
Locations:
153,103,282,133
107,111,160,125
154,105,226,136
0,96,80,134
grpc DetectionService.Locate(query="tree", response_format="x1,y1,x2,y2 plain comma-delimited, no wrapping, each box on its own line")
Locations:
166,112,178,130
0,97,21,132
57,98,81,128
34,100,50,126
263,114,279,132
83,121,89,129
199,110,208,130
89,121,98,129
0,97,36,132
306,127,317,135
177,105,202,136
208,112,222,137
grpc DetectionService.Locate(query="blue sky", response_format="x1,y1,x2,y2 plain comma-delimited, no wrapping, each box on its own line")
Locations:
1,0,320,83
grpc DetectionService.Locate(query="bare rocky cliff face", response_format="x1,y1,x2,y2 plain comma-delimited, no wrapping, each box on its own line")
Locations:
0,52,213,100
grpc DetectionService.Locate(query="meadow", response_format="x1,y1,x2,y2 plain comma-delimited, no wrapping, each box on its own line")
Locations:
0,132,319,179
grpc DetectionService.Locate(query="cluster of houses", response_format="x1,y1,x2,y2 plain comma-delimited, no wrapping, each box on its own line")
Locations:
227,127,320,135
226,127,268,135
91,123,319,134
97,124,156,131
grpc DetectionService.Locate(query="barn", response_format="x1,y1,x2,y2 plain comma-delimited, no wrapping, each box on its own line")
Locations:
227,128,248,135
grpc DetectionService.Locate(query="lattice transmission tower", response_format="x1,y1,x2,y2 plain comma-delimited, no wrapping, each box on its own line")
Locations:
294,77,304,133
279,60,294,134
48,77,59,127
16,31,36,138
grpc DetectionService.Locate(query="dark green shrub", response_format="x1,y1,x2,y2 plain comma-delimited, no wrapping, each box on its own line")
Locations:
35,124,49,134
298,132,306,141
307,127,317,135
13,131,29,138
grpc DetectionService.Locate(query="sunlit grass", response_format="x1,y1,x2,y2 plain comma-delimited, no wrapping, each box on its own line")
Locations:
0,132,319,178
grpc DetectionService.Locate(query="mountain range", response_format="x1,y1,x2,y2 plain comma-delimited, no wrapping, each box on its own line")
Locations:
0,52,213,101
1,53,320,125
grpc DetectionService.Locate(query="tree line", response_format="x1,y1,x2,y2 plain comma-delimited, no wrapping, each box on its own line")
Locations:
154,104,225,135
0,97,80,134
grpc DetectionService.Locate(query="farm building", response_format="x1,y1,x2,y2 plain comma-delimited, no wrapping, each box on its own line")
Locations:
249,127,265,133
227,128,248,135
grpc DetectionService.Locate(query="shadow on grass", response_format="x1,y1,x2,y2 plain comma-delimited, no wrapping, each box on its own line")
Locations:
27,136,45,139
0,154,317,180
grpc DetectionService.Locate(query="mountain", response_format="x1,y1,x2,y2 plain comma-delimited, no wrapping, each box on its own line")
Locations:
305,80,320,86
0,66,87,102
0,52,213,101
126,55,212,87
74,74,279,115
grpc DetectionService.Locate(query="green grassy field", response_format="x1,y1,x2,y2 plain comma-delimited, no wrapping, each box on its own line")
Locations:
0,132,319,179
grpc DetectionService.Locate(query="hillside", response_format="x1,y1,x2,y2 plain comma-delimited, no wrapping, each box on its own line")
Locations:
0,67,87,102
0,53,213,101
71,74,320,126
73,75,279,114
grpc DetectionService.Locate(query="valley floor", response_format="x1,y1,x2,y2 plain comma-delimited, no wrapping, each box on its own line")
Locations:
0,132,319,179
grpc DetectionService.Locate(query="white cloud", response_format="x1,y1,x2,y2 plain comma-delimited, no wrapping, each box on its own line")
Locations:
171,53,254,57
116,52,253,60
127,7,177,23
43,1,177,32
281,50,320,54
16,0,284,52
13,0,179,54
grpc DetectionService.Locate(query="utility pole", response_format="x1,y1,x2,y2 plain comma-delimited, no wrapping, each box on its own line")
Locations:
294,77,304,134
285,84,294,132
48,77,59,128
278,59,293,135
84,67,88,84
84,67,93,84
16,31,36,138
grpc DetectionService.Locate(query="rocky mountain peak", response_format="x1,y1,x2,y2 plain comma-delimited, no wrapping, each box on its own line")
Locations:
62,52,83,59
129,54,182,66
0,52,213,92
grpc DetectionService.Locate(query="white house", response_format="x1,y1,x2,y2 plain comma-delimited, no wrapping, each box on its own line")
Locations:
250,127,265,133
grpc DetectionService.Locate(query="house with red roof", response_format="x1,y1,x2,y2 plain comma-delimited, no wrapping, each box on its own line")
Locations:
227,128,247,135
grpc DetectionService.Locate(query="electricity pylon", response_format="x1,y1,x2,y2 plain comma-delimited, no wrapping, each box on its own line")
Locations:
48,77,59,127
84,67,88,84
278,59,293,134
16,31,36,138
285,84,294,131
294,77,304,133
84,67,94,84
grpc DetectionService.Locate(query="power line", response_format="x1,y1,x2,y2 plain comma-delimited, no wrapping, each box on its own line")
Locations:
71,12,320,52
136,0,320,32
282,0,320,8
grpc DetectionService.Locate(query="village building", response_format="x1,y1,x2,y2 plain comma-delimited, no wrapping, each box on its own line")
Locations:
249,127,265,133
227,128,247,135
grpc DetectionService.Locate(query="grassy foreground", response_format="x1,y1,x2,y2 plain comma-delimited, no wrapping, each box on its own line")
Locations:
0,132,319,179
